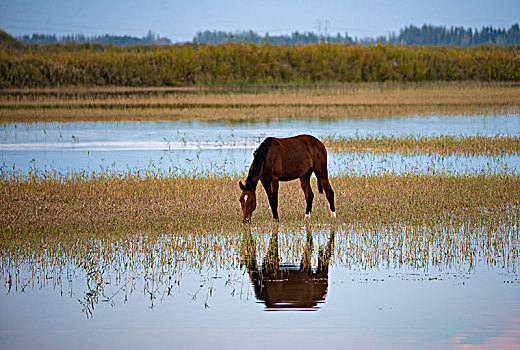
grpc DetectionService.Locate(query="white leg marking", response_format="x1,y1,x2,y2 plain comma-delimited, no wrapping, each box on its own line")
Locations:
304,213,311,220
331,211,336,219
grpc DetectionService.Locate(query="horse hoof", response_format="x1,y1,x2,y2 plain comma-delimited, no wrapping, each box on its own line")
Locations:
304,213,311,221
331,211,336,219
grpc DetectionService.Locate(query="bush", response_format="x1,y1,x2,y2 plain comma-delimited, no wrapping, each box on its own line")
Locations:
1,43,519,87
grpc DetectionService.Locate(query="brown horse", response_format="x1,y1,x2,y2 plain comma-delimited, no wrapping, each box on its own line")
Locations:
239,135,335,222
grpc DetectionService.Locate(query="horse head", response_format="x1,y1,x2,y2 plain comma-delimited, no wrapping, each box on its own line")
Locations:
239,181,256,223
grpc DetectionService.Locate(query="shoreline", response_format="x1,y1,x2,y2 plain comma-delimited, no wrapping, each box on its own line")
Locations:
1,83,518,123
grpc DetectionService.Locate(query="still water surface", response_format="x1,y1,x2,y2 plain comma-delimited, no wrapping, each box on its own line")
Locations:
1,113,519,349
1,114,519,175
1,226,519,349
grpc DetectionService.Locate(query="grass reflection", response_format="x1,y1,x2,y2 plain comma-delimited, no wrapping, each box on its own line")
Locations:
1,171,519,314
1,220,518,315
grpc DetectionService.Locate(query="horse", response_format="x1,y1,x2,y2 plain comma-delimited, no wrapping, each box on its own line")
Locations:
239,134,335,222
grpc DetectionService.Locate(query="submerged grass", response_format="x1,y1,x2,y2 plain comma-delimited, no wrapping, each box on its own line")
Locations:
324,135,520,155
3,221,518,314
1,84,518,122
1,172,518,311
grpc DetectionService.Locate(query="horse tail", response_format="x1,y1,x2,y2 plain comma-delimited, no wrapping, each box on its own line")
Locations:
317,177,323,193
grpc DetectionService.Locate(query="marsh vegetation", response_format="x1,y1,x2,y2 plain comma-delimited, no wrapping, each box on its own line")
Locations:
1,83,519,348
1,84,518,122
1,172,518,235
324,135,520,155
1,44,519,88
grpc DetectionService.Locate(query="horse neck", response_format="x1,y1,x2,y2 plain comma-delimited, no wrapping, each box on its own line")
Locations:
247,139,271,189
245,165,264,190
245,174,259,191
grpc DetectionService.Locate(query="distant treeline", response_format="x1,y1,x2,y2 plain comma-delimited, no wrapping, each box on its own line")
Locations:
8,23,520,47
394,24,520,46
1,43,518,87
194,24,520,46
193,30,354,45
17,30,172,46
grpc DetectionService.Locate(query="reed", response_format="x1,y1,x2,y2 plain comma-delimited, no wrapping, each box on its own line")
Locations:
2,171,518,311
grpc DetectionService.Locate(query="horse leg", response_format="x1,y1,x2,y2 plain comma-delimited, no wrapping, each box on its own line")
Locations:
261,180,279,221
317,178,323,194
270,178,279,221
318,175,336,218
299,173,314,220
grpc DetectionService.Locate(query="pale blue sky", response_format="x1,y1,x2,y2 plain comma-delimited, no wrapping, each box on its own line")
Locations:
1,0,519,42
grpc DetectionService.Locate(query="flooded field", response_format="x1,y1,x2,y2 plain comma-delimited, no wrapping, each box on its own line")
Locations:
2,114,520,175
1,224,519,349
1,86,519,349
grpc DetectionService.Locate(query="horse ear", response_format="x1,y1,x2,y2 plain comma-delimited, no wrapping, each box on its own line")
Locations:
239,181,246,191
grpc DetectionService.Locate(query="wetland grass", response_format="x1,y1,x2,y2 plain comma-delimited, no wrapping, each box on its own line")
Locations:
1,172,518,236
1,213,518,310
324,135,520,155
1,172,518,309
1,84,518,123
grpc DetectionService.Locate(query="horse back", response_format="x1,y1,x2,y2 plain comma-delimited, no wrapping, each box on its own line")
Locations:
266,135,327,180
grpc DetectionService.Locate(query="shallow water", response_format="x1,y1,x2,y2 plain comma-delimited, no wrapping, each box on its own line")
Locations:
3,148,519,176
2,113,520,349
1,115,519,175
2,266,518,349
1,225,519,349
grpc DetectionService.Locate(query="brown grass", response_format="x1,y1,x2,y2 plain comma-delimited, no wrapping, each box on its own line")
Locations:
1,172,518,301
1,173,518,237
1,84,518,123
1,173,518,294
324,135,520,155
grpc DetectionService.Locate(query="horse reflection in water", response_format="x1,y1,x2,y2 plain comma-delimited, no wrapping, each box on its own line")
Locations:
242,226,334,310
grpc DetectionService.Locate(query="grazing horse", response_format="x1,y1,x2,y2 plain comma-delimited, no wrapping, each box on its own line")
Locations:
239,135,335,222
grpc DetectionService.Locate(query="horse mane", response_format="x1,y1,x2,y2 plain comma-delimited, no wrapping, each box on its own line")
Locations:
245,137,275,189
